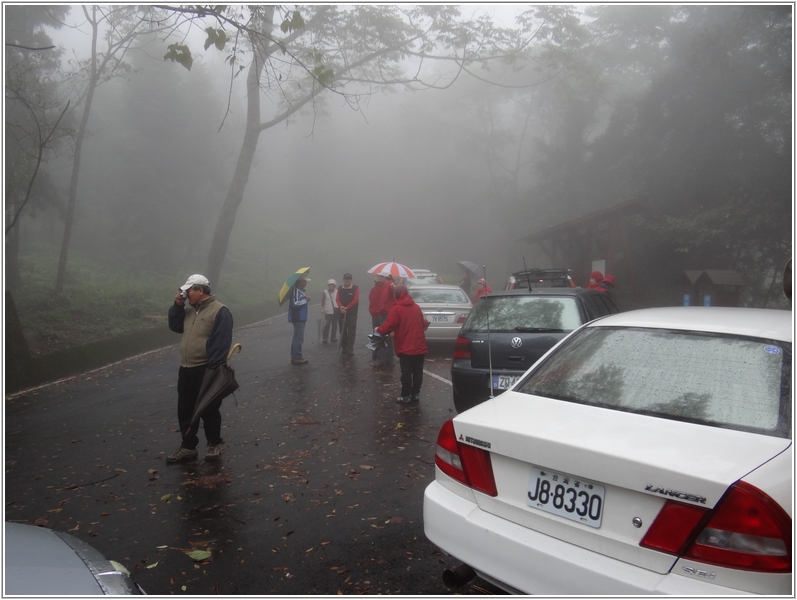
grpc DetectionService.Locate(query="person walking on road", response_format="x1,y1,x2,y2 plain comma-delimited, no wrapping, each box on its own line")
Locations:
289,276,311,365
375,284,430,404
321,279,339,344
335,273,359,356
167,274,233,463
369,273,395,367
473,278,492,302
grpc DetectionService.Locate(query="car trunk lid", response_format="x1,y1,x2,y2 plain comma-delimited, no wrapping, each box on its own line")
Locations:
454,392,791,574
468,331,568,370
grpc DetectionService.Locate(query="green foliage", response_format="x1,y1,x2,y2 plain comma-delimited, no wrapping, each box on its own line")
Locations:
280,11,305,34
203,27,227,51
163,43,193,71
12,246,267,356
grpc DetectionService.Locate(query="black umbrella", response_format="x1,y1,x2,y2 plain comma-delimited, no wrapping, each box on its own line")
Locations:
457,260,481,280
186,344,242,435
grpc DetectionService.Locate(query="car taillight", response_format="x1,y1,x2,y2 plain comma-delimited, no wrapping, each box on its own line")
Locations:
453,337,470,359
640,501,709,554
640,481,791,573
456,314,467,324
434,419,497,496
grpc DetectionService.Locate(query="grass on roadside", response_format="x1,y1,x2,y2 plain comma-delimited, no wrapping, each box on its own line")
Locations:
10,249,267,356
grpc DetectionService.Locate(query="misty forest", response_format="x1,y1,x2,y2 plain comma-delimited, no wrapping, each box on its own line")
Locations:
5,5,792,357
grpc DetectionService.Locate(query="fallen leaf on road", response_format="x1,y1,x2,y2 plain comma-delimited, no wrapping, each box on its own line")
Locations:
160,494,171,502
146,561,159,569
185,549,211,561
360,465,374,470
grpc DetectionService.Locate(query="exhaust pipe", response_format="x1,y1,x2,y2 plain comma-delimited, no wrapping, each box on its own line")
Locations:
442,563,476,589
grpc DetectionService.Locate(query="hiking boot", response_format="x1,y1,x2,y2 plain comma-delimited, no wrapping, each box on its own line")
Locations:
410,395,420,403
291,358,308,365
396,396,412,404
166,446,198,463
205,444,221,461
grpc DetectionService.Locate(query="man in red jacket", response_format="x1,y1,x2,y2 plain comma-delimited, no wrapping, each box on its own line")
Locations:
376,285,430,404
369,272,395,367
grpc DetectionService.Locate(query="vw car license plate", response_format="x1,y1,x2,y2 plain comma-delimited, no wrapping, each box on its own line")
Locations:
526,466,605,528
492,374,520,390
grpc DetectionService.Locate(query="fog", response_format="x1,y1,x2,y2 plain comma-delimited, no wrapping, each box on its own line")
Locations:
6,5,793,321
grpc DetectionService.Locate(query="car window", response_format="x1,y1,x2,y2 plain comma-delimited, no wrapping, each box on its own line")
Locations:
517,327,791,438
410,289,469,304
592,293,618,315
464,296,582,332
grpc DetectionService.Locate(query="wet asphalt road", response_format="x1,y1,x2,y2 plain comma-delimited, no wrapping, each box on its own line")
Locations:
5,307,504,595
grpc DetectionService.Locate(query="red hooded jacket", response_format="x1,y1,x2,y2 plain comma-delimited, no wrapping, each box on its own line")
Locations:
368,283,386,316
473,283,492,301
376,292,429,355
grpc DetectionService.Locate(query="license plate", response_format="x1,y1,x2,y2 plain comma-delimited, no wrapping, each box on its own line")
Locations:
428,314,453,323
526,467,605,528
492,374,520,390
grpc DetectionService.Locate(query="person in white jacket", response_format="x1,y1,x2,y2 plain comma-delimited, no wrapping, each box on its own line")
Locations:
321,279,339,344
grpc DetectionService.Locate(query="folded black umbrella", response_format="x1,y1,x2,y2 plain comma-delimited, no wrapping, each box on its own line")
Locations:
186,344,241,435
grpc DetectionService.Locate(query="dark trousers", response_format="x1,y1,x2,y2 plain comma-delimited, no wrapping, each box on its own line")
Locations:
371,314,394,365
340,311,357,354
398,353,425,398
177,365,223,449
323,311,339,342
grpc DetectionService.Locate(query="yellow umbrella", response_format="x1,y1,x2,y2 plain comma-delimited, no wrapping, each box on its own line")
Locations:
279,267,310,306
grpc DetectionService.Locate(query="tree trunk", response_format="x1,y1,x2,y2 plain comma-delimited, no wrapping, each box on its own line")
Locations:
55,8,99,294
204,15,271,286
6,212,21,289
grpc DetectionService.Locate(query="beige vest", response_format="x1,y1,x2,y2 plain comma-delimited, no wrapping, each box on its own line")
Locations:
179,296,225,367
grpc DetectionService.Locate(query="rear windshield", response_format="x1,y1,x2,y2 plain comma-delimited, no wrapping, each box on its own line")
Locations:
464,296,582,333
517,327,791,438
409,288,469,304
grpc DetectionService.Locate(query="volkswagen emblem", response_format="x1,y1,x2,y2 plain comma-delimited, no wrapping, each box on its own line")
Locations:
511,337,522,348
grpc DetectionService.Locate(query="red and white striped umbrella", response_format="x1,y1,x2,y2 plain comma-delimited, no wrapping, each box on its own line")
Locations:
367,262,416,279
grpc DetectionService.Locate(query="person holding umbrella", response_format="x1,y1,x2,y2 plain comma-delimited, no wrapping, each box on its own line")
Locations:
289,275,311,365
375,284,430,404
369,271,395,368
167,274,233,463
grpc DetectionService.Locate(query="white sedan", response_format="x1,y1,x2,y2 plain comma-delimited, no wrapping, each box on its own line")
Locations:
424,307,792,595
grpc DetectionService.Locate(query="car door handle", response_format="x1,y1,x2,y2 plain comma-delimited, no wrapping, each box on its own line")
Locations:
508,356,525,362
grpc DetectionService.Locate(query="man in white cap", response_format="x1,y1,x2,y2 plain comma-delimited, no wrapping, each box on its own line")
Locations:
289,275,311,364
166,274,233,463
321,279,339,344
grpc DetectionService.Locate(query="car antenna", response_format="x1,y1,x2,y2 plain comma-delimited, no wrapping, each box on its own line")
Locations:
522,256,533,290
484,264,494,400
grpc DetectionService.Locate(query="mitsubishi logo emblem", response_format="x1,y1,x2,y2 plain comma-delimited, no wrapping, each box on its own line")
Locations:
511,337,522,348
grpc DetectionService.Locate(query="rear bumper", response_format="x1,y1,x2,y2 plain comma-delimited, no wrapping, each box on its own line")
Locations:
423,480,747,595
425,325,462,341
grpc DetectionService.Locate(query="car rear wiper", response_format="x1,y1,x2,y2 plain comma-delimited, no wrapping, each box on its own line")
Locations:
514,327,567,333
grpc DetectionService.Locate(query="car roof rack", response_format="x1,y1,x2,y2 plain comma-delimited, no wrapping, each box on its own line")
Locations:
511,268,573,278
